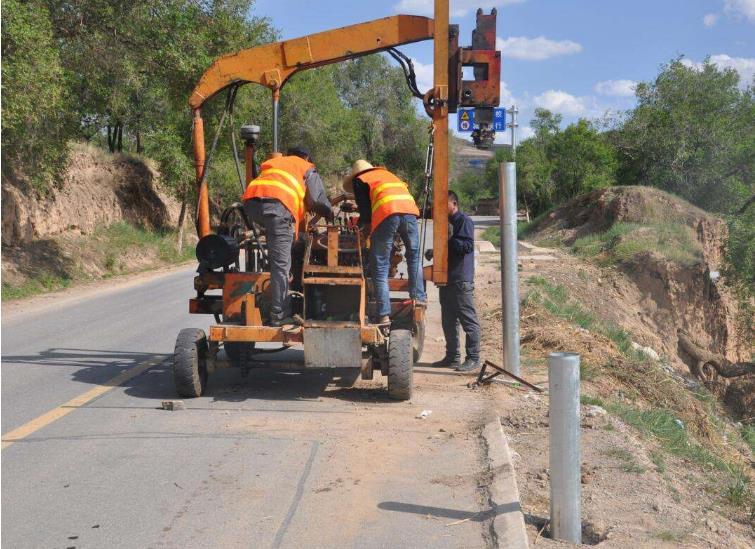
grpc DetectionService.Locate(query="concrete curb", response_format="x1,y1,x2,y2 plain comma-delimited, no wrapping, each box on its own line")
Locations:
482,418,529,549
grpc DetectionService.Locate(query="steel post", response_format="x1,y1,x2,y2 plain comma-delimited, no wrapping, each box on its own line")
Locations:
548,352,581,544
499,162,520,376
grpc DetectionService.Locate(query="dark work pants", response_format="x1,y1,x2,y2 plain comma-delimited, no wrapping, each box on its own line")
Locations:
244,200,294,322
439,281,481,362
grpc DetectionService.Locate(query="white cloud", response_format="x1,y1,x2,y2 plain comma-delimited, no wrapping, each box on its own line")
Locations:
682,54,755,87
533,90,587,116
703,13,719,26
393,0,526,17
724,0,755,22
495,36,582,61
519,126,535,140
594,79,637,97
410,60,434,93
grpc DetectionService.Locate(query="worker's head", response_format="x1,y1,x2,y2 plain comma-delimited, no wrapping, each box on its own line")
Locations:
287,146,312,162
448,190,460,216
342,159,375,193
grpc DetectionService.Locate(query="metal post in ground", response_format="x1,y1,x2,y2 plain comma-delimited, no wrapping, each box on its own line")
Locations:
507,105,519,158
548,352,581,544
498,162,520,376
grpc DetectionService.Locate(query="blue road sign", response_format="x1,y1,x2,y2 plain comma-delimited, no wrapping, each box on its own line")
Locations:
457,109,475,132
458,107,507,132
493,107,506,131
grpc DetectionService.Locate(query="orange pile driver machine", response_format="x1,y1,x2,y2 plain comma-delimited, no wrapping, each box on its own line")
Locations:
174,1,501,400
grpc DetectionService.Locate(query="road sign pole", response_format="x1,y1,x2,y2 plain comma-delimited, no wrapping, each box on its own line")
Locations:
507,105,519,158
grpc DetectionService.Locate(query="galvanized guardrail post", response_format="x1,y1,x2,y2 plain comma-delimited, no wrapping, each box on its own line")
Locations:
548,352,581,543
498,162,520,376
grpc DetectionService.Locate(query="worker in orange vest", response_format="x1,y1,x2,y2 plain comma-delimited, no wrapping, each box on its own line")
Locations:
343,160,427,324
243,147,333,326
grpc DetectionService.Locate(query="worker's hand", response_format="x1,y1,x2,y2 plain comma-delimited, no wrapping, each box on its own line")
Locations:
424,249,433,261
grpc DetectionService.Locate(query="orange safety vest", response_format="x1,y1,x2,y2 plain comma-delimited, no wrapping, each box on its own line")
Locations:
358,168,419,232
242,156,313,229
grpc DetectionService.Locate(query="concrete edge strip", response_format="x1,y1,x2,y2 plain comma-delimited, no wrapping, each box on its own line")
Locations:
482,418,530,549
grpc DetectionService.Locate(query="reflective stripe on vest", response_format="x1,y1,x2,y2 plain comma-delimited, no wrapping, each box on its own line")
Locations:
243,156,312,227
358,168,419,231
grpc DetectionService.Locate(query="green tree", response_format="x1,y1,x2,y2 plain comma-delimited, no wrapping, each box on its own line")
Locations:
1,0,72,189
614,57,754,214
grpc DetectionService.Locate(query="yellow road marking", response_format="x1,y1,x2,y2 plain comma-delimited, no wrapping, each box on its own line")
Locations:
1,358,162,449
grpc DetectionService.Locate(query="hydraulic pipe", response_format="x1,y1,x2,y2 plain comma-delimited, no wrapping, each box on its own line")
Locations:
548,352,582,544
499,162,520,375
272,88,280,154
192,109,211,237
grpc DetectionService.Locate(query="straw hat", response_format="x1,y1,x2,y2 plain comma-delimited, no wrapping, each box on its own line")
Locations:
342,159,375,193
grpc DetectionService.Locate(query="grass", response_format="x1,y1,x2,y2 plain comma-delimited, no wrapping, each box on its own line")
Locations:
2,222,193,301
581,395,606,407
604,447,646,474
94,222,194,267
606,403,725,471
572,221,702,266
481,216,544,246
1,273,72,300
524,276,645,361
741,425,755,454
654,530,685,543
650,450,667,473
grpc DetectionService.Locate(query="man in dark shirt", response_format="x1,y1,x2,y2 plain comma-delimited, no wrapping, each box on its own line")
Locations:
432,191,481,371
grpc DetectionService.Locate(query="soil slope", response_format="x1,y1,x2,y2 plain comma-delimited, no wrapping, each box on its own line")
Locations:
525,186,750,368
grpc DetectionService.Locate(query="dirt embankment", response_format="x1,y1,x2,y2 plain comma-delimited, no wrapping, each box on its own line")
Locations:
2,143,185,289
2,143,180,245
526,186,751,368
470,185,754,545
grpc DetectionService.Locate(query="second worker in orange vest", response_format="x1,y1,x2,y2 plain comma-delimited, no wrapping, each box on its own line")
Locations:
343,160,427,324
243,147,334,326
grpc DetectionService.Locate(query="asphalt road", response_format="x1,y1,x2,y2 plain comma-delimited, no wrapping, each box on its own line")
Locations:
1,219,502,549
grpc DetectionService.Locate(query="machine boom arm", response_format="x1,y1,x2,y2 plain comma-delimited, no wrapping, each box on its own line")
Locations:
189,15,434,109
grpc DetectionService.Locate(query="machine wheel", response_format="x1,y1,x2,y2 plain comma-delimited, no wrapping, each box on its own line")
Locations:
173,328,209,398
412,318,425,364
387,329,413,401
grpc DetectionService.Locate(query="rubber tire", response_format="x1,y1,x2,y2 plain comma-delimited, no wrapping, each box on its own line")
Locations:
173,328,208,398
387,329,413,400
412,318,425,364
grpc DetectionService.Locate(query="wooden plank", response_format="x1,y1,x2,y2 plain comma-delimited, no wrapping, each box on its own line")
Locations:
327,226,339,267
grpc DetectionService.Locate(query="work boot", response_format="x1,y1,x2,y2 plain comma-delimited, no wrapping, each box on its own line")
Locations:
369,315,391,326
430,357,460,369
270,314,303,327
455,358,481,373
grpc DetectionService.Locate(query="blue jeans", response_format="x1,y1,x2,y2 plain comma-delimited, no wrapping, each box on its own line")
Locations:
370,214,427,317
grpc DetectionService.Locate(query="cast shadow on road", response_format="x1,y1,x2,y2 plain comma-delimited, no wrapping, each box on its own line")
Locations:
1,346,399,404
377,500,522,522
1,347,171,387
3,347,457,404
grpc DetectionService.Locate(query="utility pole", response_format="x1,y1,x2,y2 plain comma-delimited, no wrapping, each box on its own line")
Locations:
507,105,519,158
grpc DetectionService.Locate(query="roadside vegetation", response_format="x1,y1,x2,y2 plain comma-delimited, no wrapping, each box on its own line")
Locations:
2,0,429,216
522,275,753,519
1,223,194,301
455,58,753,305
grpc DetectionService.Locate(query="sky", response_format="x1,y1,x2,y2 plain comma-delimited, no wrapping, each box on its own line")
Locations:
252,0,754,144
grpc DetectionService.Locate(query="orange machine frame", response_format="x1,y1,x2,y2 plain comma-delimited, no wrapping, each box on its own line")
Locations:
189,5,450,283
189,0,501,285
